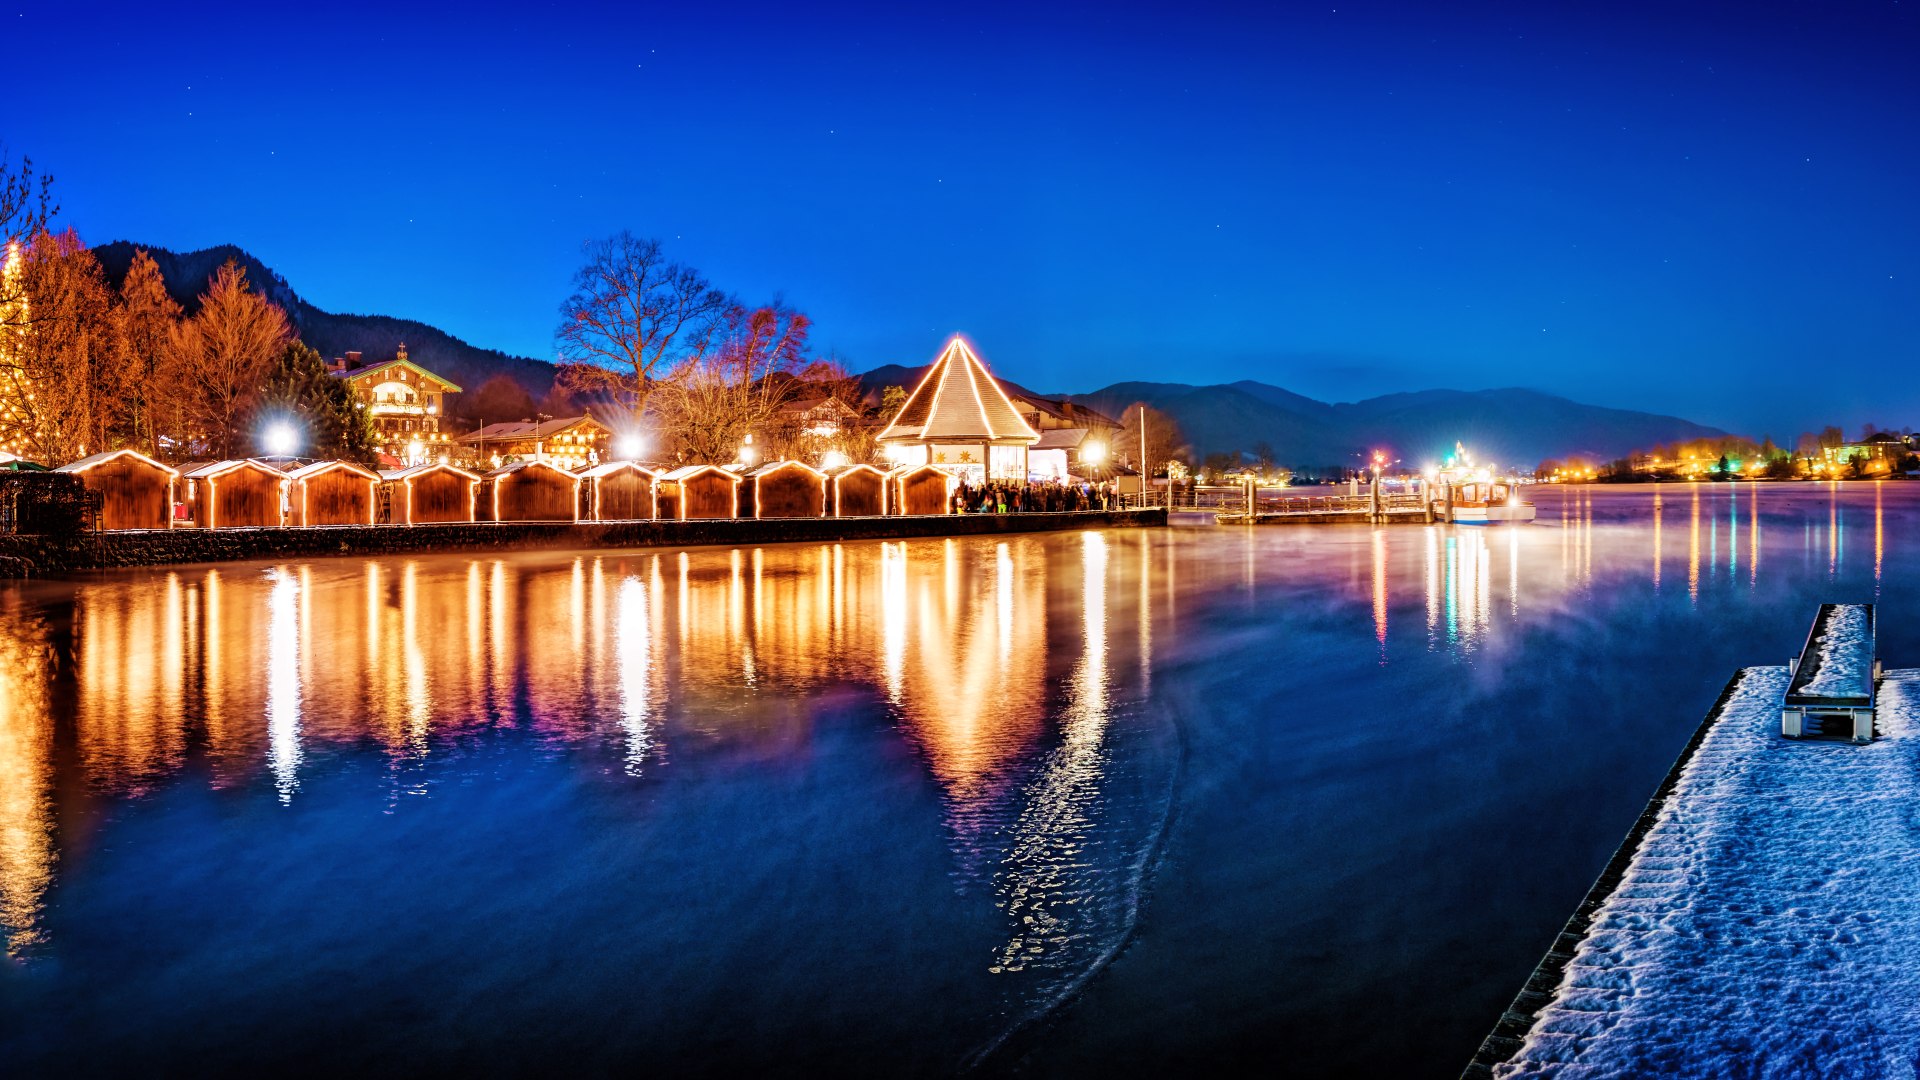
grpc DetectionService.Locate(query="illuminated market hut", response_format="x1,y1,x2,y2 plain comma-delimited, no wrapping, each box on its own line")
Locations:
578,460,659,521
181,459,287,529
876,336,1039,484
890,462,953,516
286,460,378,526
748,460,827,519
828,463,888,517
663,464,742,520
486,459,580,522
54,449,177,530
383,462,478,524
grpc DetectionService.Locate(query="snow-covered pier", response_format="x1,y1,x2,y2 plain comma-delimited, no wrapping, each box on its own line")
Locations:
1466,665,1920,1078
1784,603,1879,743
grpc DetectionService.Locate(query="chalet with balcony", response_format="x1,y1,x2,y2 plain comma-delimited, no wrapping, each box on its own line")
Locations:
329,346,462,465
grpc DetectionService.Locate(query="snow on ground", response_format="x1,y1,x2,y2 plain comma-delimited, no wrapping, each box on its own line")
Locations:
1497,666,1920,1079
1799,605,1874,699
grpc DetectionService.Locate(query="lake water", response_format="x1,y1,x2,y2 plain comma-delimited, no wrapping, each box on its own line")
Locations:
1,483,1913,1076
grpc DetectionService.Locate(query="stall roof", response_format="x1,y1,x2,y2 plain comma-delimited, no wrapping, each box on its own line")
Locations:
55,448,177,475
577,460,662,479
662,464,743,482
285,459,379,481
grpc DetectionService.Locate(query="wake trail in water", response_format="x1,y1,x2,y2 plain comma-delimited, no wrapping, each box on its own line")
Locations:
960,692,1189,1073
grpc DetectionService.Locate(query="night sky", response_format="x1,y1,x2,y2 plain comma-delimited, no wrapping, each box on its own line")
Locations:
11,1,1917,437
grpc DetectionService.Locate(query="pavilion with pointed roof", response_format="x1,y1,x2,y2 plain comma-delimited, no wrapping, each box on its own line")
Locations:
877,336,1039,483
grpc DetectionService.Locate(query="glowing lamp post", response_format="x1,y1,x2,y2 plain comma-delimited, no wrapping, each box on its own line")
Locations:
263,422,299,459
821,449,849,470
615,434,645,461
739,433,758,467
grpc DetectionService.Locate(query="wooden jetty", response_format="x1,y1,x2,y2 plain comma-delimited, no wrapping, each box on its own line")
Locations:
1783,603,1879,743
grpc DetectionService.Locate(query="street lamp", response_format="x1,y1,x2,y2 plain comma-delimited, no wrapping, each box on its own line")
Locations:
263,421,299,458
615,434,644,461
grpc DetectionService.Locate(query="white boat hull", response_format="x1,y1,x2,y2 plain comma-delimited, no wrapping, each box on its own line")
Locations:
1452,503,1536,525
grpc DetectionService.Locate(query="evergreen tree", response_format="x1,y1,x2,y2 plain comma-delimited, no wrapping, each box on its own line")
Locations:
247,341,376,463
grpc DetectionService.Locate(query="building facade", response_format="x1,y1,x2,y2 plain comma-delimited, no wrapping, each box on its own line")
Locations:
877,337,1038,483
459,415,611,471
329,346,462,466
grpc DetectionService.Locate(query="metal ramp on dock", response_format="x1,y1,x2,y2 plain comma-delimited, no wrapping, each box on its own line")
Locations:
1783,603,1879,743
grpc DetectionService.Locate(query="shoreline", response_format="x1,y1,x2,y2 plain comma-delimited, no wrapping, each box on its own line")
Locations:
1459,669,1748,1079
0,508,1168,578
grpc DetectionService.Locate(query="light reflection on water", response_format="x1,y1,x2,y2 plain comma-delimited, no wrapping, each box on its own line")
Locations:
1,483,1917,1075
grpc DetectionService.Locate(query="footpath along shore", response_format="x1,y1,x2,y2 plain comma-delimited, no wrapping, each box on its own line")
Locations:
0,508,1168,578
1464,666,1920,1078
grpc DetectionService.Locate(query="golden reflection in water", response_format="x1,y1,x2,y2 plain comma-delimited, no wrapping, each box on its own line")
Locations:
1830,481,1840,577
1751,483,1761,586
1876,482,1885,589
1424,526,1441,644
1651,487,1663,590
76,573,188,789
1429,528,1492,649
0,600,54,957
1688,485,1701,602
1371,528,1388,658
266,567,302,803
992,531,1108,974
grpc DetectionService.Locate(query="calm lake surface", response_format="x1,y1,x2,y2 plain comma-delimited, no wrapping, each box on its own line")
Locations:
2,483,1914,1076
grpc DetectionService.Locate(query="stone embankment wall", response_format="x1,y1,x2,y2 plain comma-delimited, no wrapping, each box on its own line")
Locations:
0,509,1168,578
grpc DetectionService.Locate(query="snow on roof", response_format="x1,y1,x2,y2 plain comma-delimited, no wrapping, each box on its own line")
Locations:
54,448,177,475
662,464,741,482
878,337,1039,445
747,459,825,478
460,416,602,443
329,355,464,392
1032,427,1092,450
383,462,479,481
1497,666,1920,1077
577,461,660,479
181,459,283,480
485,458,578,480
284,459,378,481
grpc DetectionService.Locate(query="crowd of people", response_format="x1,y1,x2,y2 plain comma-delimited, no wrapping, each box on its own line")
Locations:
951,478,1117,514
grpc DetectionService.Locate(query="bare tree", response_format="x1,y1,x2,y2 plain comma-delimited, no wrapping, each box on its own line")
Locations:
554,233,729,425
162,260,291,458
656,302,810,464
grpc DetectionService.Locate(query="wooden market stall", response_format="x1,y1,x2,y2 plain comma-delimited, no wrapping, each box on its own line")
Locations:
663,464,743,520
748,460,827,519
487,460,580,522
890,463,953,516
383,462,478,525
53,449,177,530
286,460,379,526
578,461,660,521
181,459,287,529
828,463,887,517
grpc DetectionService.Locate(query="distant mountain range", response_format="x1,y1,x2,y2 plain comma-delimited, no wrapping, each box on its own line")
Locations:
92,242,560,419
95,242,1724,465
861,365,1726,469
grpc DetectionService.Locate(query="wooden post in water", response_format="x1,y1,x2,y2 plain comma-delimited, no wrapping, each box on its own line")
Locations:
1244,478,1256,519
1369,474,1382,522
1442,481,1454,523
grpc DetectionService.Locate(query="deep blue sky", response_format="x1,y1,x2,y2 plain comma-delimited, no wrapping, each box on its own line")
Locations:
10,1,1917,437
